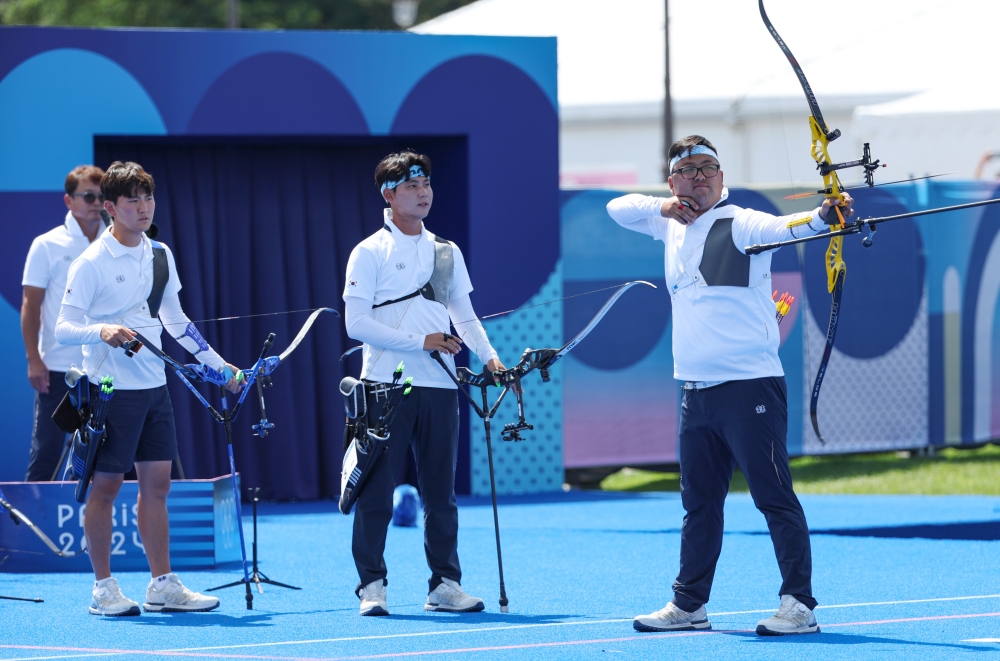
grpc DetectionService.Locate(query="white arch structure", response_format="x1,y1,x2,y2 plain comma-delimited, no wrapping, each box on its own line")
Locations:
973,232,1000,440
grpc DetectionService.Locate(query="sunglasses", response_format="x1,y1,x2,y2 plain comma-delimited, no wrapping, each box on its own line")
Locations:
71,192,105,204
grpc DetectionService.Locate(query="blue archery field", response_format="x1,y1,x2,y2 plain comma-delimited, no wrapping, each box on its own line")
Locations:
1,492,999,660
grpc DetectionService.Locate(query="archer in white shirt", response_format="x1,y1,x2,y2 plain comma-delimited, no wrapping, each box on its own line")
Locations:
55,161,238,616
343,150,505,617
612,136,853,636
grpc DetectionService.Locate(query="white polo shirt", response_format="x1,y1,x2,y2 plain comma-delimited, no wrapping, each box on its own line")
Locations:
61,228,182,390
21,211,93,372
607,190,827,382
343,209,474,388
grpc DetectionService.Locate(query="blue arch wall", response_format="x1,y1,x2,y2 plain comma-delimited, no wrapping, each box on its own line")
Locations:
560,181,1000,468
0,27,557,486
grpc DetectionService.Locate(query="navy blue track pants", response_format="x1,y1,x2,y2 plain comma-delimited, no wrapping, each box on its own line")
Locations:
671,376,816,611
352,385,461,595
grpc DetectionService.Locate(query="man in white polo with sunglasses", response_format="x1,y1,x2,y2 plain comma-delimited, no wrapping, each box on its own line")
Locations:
607,136,854,636
21,165,107,481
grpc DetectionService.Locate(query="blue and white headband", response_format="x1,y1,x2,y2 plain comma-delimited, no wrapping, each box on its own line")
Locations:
669,145,720,173
380,164,429,195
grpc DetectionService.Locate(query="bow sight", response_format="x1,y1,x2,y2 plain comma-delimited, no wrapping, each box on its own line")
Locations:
816,142,882,191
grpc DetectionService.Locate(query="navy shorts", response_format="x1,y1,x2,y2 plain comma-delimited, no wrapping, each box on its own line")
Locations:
94,385,177,474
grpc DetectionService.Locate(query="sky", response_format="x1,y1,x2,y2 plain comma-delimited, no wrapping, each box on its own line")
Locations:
415,0,994,110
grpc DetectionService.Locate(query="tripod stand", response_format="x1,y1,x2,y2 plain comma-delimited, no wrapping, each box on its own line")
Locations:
207,488,300,596
430,353,517,613
118,309,338,609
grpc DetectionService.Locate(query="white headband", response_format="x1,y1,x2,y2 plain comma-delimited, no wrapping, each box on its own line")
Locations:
380,164,429,195
669,145,720,173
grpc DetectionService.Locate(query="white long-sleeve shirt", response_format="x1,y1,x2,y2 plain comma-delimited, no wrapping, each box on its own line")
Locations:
606,190,827,382
343,212,499,387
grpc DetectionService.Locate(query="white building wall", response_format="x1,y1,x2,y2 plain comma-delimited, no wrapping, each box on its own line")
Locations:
561,95,906,187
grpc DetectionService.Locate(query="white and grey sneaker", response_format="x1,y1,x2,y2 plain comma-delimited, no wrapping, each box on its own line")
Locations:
425,578,485,612
89,577,140,616
633,602,711,632
756,594,820,635
143,573,219,613
359,579,389,616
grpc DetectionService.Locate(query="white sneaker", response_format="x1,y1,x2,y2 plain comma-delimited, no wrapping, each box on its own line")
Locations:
425,578,485,612
633,602,711,632
143,573,219,612
756,594,820,635
89,577,140,616
359,579,389,616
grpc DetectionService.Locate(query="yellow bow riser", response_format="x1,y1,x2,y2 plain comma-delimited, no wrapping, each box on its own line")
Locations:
809,115,848,293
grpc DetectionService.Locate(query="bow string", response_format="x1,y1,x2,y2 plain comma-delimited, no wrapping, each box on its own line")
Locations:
758,0,1000,445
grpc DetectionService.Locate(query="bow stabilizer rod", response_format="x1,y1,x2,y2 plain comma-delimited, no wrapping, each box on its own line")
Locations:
746,197,1000,255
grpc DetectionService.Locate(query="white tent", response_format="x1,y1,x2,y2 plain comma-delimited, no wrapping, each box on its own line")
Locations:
415,0,1000,186
854,84,1000,181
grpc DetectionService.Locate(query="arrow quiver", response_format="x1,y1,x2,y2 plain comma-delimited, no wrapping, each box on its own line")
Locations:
338,365,413,515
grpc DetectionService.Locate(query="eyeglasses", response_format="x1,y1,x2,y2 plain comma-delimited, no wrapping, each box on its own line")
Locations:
672,164,721,180
71,192,105,204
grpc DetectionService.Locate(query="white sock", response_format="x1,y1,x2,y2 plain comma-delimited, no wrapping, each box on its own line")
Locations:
150,573,172,590
95,577,116,589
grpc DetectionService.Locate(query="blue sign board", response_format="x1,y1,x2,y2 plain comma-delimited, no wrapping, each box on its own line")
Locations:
0,475,241,572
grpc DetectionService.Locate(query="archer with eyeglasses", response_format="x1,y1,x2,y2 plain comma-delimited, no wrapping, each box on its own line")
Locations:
671,163,721,181
606,135,854,637
20,165,108,482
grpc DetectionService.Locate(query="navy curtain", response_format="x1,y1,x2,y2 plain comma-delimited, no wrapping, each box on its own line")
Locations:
93,137,470,500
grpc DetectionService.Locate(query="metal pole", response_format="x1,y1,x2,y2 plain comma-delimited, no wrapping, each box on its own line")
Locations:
662,0,673,182
228,0,240,29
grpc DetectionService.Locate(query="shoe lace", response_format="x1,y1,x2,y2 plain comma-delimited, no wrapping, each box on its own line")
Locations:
363,583,385,601
171,586,195,604
659,603,688,623
776,597,807,622
97,581,122,601
438,581,466,601
157,578,196,603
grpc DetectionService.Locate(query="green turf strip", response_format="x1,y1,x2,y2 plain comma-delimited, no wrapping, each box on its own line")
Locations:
600,444,1000,495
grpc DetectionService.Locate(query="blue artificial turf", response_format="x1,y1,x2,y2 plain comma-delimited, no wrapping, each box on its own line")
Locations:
2,491,1000,660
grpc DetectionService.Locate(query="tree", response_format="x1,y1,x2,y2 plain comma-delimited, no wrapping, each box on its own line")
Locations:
0,0,475,30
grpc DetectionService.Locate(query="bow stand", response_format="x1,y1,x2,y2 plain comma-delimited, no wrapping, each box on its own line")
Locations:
120,307,337,608
431,279,656,612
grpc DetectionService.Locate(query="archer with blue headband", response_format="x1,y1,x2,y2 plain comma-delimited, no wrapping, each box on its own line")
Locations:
342,150,510,616
607,136,855,636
